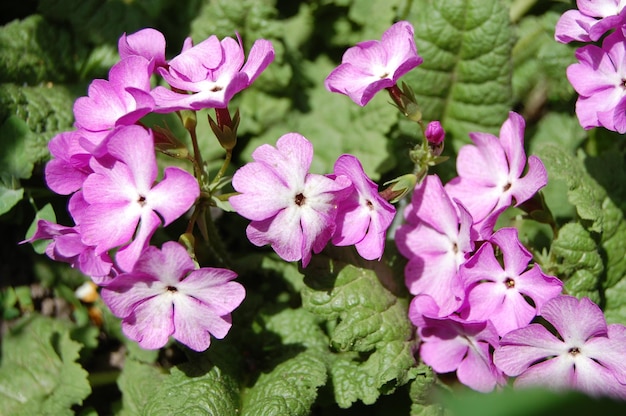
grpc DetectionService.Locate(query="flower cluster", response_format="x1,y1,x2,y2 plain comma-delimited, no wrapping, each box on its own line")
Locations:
230,133,396,266
25,27,275,351
557,1,626,133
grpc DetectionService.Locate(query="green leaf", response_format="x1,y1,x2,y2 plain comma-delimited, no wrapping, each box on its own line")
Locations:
0,185,23,216
301,252,416,407
348,0,404,39
0,115,40,180
0,83,77,145
117,358,166,416
409,364,445,416
549,222,603,303
0,15,84,84
142,356,240,416
403,0,514,143
241,351,327,416
538,145,605,232
0,315,91,416
25,203,57,254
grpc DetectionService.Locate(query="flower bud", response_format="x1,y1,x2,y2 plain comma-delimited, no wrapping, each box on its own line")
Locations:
425,120,445,146
209,107,240,151
380,173,418,203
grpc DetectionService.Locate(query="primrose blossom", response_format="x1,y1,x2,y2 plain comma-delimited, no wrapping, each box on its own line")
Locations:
101,241,245,351
331,154,396,260
230,133,351,267
555,0,626,43
495,296,626,400
152,33,274,111
325,20,423,106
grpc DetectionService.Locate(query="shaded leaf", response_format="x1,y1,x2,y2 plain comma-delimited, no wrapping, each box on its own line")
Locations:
0,315,91,416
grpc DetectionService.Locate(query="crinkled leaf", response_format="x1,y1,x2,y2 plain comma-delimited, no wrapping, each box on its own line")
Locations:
549,222,603,303
403,0,514,143
142,356,240,416
0,15,84,84
117,358,166,416
0,314,91,416
348,0,404,39
538,145,605,232
301,253,416,407
0,83,77,145
409,364,445,416
241,350,327,416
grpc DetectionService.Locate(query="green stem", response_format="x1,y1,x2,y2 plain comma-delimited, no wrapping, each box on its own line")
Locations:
209,149,233,190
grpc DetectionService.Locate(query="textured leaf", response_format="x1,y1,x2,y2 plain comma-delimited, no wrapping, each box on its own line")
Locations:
409,364,445,416
143,357,240,416
0,15,84,84
0,315,91,416
348,0,404,39
549,223,603,303
403,0,514,143
117,358,166,416
301,253,416,407
241,351,327,416
539,145,605,232
0,83,77,145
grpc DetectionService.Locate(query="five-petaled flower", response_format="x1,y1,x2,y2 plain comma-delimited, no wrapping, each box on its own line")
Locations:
444,112,547,238
230,133,351,267
325,20,423,106
151,33,275,111
101,241,245,351
331,154,396,260
494,296,626,400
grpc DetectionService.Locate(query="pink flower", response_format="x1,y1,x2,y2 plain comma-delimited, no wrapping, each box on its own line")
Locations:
151,34,274,111
459,227,563,336
118,28,167,70
494,296,626,400
395,175,475,316
44,130,93,195
555,0,626,43
230,133,351,267
80,125,199,272
410,295,505,392
101,241,245,351
331,155,396,260
24,220,114,284
325,21,423,106
73,56,155,136
444,112,547,238
567,29,626,133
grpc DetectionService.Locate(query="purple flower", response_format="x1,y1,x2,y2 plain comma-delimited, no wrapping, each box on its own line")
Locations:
331,154,396,260
567,29,626,134
230,133,351,267
24,220,114,285
73,56,155,135
494,295,626,400
101,241,245,351
325,21,423,106
151,34,274,111
395,175,475,316
459,227,563,336
555,0,626,43
444,112,547,238
80,125,199,272
44,130,93,195
118,28,167,69
410,295,505,392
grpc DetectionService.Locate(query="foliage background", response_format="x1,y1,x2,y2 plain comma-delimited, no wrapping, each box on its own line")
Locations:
2,0,626,414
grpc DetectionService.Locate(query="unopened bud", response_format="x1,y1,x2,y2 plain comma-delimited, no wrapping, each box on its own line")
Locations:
425,121,445,145
380,173,418,203
209,108,240,151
